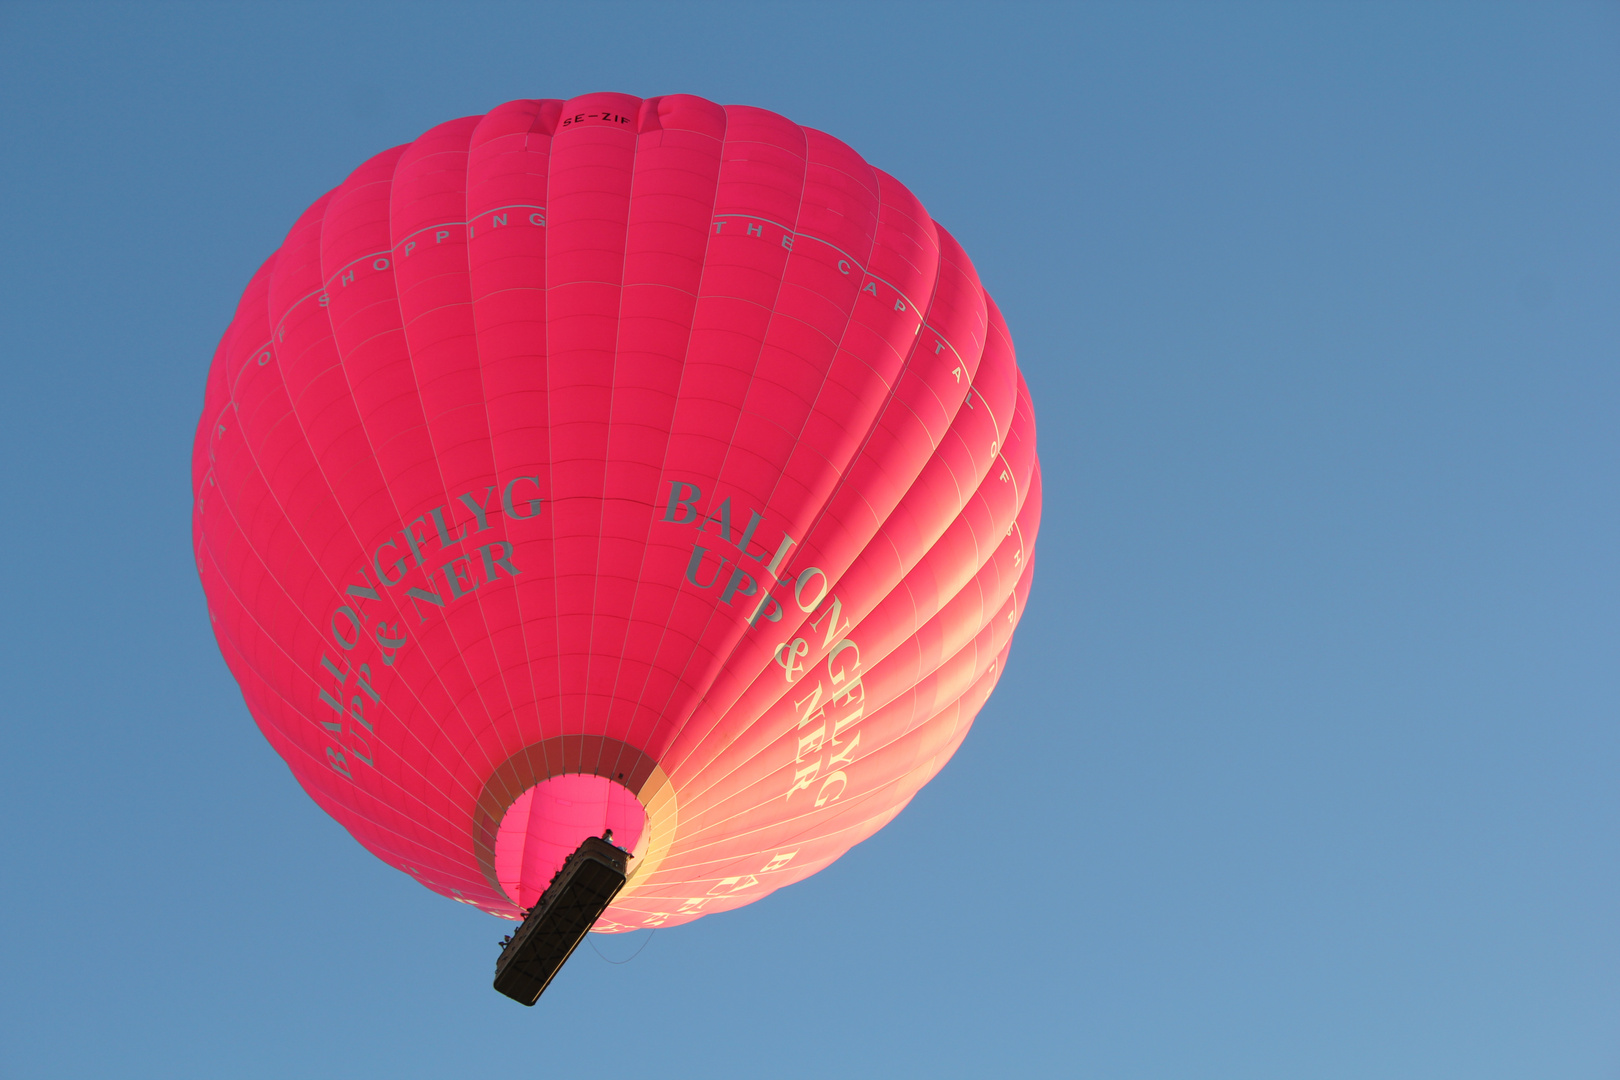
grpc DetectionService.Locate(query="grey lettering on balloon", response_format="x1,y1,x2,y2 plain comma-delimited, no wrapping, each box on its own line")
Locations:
331,606,362,650
458,486,496,532
429,506,465,549
478,542,519,582
373,538,408,586
685,543,728,588
404,586,444,623
401,517,432,567
502,476,543,520
720,565,757,605
735,509,767,559
440,556,478,599
665,481,701,524
698,497,733,541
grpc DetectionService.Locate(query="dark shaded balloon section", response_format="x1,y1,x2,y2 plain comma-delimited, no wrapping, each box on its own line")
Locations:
192,93,1041,929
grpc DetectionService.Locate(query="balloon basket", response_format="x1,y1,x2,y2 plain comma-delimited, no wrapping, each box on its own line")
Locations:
492,835,630,1005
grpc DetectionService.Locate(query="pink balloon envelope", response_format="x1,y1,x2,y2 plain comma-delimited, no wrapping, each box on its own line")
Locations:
192,92,1042,929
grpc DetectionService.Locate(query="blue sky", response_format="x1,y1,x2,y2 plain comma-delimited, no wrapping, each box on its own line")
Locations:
0,3,1616,1077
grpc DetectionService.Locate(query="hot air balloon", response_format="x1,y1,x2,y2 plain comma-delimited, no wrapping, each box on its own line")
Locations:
192,92,1041,1000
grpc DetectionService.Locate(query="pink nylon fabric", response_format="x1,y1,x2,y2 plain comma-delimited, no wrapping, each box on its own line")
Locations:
494,775,648,909
192,93,1041,929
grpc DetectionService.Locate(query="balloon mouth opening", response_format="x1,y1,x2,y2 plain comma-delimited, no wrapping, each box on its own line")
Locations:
492,774,648,910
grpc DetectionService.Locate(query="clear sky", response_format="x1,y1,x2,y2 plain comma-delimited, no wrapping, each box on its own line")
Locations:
0,3,1615,1077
